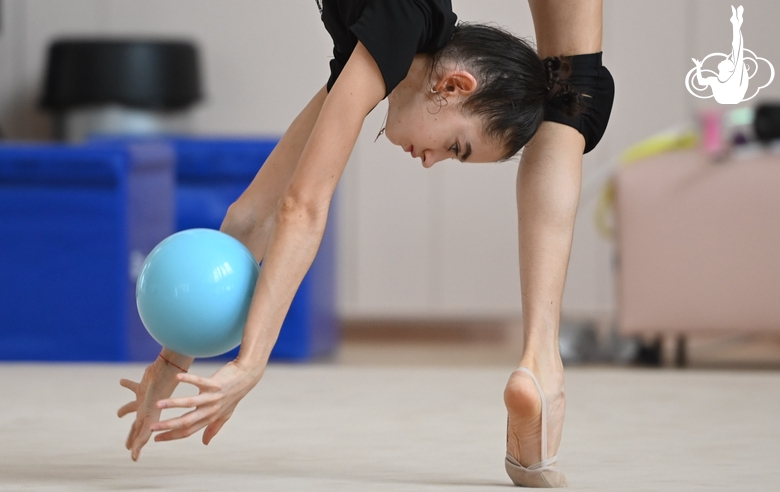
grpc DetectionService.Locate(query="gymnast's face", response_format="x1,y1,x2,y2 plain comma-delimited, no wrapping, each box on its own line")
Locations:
384,70,505,167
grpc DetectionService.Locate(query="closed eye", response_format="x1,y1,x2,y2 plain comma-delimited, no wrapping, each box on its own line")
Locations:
450,142,460,159
450,141,472,162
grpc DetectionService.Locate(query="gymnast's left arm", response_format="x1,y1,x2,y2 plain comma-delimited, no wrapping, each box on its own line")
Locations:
147,41,386,446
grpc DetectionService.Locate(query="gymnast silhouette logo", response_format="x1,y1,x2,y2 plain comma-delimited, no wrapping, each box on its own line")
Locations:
685,5,774,104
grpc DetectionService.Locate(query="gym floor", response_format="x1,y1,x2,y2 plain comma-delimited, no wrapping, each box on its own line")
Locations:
1,324,779,491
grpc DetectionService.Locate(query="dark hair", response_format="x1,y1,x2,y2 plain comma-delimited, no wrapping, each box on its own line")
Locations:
430,23,582,161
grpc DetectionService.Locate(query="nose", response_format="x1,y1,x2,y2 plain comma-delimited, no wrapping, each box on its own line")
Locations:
421,149,447,168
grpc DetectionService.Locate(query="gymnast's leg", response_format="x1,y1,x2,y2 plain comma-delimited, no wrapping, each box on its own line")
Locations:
504,0,602,486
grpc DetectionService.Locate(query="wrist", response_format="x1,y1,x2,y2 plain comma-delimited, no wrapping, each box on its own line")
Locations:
233,353,267,381
156,348,194,373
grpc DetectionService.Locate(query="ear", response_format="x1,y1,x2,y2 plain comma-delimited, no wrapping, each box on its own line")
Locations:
433,70,478,98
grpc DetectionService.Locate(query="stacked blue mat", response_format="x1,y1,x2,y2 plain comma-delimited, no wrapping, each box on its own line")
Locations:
0,137,337,362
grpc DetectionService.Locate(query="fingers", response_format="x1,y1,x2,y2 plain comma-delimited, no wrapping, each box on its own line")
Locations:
119,367,246,454
157,392,221,410
118,379,141,417
150,406,208,433
154,425,205,442
119,379,139,392
131,425,153,462
203,418,229,445
152,408,213,442
176,372,222,391
154,373,222,409
126,418,142,451
117,401,139,418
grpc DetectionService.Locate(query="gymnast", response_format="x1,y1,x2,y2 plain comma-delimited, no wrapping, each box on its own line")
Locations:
118,0,613,487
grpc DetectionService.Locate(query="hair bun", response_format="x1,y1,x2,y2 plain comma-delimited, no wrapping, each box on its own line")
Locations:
544,56,583,117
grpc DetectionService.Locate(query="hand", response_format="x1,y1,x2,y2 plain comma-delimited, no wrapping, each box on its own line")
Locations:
117,355,187,461
692,58,702,68
149,360,261,445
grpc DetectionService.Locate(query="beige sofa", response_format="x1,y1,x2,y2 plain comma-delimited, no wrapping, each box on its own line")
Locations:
614,148,780,363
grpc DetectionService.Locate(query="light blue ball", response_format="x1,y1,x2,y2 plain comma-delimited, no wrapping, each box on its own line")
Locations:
136,229,260,358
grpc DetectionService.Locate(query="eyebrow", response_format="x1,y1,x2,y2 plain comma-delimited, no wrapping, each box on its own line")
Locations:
461,141,472,162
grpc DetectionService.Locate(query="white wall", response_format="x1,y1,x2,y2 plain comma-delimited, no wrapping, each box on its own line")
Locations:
2,0,779,321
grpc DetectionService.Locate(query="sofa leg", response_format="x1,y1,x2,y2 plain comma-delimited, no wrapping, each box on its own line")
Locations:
634,335,663,367
675,335,687,368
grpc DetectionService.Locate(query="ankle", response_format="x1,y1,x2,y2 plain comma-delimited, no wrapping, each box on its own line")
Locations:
521,329,563,368
519,350,563,372
515,355,565,396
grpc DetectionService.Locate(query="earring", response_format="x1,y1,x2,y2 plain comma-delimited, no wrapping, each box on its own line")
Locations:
375,108,389,142
429,86,438,94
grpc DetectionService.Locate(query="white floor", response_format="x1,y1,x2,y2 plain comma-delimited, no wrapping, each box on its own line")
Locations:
1,360,779,491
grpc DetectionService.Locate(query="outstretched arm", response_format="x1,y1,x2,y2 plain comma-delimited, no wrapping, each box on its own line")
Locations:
235,42,384,368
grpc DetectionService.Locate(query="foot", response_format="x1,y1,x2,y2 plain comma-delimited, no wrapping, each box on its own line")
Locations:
504,359,565,468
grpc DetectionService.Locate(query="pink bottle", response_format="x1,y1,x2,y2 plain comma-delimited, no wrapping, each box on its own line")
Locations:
700,109,724,156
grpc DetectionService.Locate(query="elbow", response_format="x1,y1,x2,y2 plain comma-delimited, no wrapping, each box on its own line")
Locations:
222,201,256,243
276,194,330,227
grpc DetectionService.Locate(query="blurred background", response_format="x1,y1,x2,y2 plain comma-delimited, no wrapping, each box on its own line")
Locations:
2,0,780,369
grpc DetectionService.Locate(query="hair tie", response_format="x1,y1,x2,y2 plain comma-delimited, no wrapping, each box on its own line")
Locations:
544,57,562,94
543,56,582,117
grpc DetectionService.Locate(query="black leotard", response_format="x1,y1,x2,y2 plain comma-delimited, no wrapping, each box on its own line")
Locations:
319,0,457,98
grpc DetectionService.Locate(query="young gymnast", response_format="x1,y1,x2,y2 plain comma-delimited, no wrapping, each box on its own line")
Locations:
118,0,612,487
